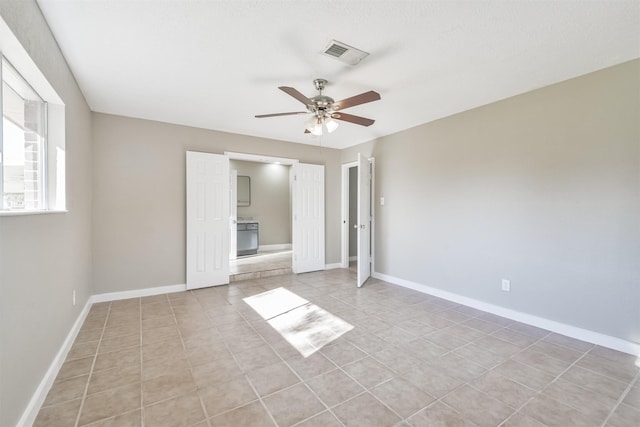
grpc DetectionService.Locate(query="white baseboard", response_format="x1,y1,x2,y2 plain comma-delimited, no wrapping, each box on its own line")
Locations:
325,263,343,270
17,300,92,427
91,283,187,303
18,283,188,426
258,244,292,252
372,271,640,356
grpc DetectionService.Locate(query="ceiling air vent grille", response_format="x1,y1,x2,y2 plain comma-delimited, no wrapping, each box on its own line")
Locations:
322,40,369,65
325,44,348,58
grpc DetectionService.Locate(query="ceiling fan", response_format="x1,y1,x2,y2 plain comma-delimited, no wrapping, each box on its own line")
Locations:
255,79,381,136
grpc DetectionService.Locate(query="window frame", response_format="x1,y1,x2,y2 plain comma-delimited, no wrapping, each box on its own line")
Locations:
0,15,66,216
1,56,49,212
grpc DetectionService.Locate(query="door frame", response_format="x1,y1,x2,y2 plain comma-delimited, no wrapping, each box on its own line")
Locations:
224,151,300,262
229,169,238,260
341,157,375,275
187,150,329,286
341,161,357,269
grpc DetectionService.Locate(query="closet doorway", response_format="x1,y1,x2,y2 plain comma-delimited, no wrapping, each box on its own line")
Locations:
341,154,374,287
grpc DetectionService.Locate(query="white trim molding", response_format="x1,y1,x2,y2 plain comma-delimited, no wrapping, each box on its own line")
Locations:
325,263,343,270
18,283,188,425
372,271,640,356
17,301,92,427
258,244,292,252
91,284,187,303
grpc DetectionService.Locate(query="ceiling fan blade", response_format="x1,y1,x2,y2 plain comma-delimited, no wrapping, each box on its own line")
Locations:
332,112,375,127
255,111,308,118
333,90,381,111
279,86,313,106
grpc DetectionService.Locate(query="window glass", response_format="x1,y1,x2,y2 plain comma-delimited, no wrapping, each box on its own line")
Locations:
2,58,47,210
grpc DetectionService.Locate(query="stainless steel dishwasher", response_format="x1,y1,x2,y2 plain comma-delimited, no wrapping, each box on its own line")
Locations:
237,222,259,256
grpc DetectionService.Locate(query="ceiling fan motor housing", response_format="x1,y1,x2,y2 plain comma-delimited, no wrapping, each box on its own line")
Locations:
255,78,380,130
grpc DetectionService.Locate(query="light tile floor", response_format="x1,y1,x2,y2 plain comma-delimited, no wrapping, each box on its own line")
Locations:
230,250,292,281
35,269,639,426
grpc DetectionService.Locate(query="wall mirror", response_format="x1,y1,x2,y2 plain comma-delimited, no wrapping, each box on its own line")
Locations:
237,175,251,207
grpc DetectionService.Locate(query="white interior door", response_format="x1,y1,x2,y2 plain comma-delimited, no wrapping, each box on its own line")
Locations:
292,163,325,273
229,169,237,260
357,153,371,287
186,151,230,289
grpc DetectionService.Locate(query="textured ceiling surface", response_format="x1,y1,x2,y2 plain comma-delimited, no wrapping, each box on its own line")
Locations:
36,0,640,149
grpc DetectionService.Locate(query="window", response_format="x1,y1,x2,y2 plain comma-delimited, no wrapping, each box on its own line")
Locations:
0,13,66,215
1,58,47,210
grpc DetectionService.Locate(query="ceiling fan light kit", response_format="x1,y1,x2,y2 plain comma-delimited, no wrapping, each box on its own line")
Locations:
306,115,338,136
255,78,381,136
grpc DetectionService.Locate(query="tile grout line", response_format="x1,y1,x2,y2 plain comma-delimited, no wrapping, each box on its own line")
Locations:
498,346,595,426
72,302,110,427
207,294,277,425
234,296,346,427
599,371,639,427
373,312,548,425
42,271,638,427
169,289,214,427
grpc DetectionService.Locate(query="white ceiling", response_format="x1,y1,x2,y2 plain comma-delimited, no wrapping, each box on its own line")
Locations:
36,0,640,149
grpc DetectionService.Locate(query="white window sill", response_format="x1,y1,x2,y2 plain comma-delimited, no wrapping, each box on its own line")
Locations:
0,209,68,217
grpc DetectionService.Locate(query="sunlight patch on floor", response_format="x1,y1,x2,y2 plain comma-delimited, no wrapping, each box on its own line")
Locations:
243,287,353,357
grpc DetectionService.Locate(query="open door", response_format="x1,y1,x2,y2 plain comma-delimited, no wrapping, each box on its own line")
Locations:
357,153,371,287
229,169,238,260
292,163,325,273
186,151,230,289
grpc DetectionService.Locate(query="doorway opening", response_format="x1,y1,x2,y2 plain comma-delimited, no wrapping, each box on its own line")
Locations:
341,155,374,287
186,151,326,290
228,157,293,281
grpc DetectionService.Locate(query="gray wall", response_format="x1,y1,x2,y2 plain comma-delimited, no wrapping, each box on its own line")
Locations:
343,60,640,344
92,113,342,294
0,2,94,426
230,160,291,246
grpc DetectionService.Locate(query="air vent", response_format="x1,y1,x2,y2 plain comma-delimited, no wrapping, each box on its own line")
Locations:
322,40,369,65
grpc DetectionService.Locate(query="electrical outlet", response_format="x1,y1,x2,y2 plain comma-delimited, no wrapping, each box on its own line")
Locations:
380,197,385,206
72,290,76,306
501,279,510,292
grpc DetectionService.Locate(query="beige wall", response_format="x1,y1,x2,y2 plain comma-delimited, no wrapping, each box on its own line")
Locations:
343,59,640,343
92,113,342,294
1,6,637,423
230,160,291,246
0,2,94,425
